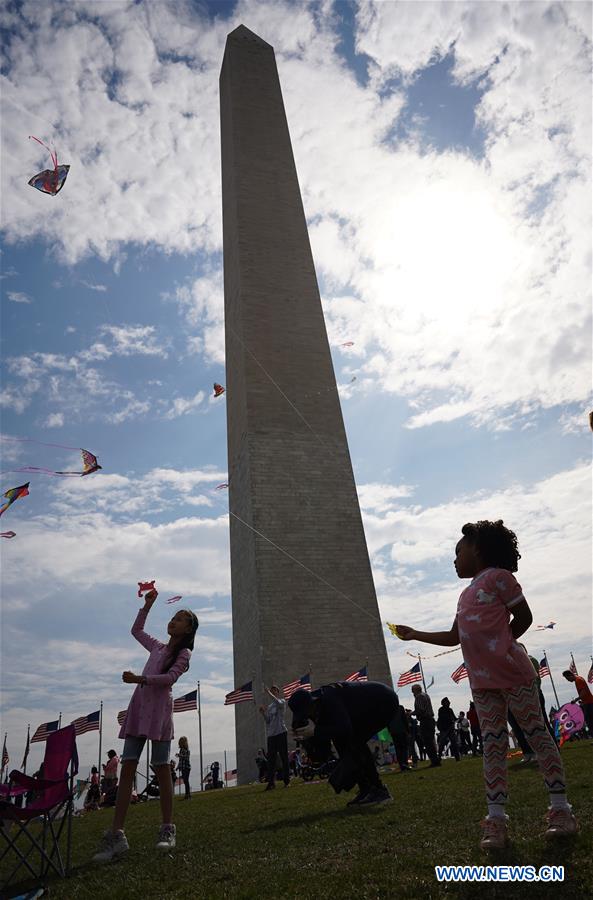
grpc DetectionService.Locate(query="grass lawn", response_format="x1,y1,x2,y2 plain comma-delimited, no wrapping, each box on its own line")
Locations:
2,743,591,899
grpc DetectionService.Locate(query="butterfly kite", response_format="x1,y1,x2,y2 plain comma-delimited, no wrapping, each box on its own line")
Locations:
535,621,557,631
213,383,225,398
28,136,70,195
386,622,404,640
0,482,30,518
4,448,101,478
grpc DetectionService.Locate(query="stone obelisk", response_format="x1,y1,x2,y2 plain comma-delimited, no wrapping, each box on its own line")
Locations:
220,25,392,783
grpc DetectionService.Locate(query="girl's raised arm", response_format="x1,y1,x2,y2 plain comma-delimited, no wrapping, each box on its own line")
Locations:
131,590,161,652
397,617,459,647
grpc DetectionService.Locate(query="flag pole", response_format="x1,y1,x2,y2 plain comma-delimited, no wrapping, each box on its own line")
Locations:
58,712,62,728
224,749,227,787
197,681,204,793
570,651,578,674
97,702,103,775
418,655,427,693
23,724,30,774
1,732,7,781
146,740,150,790
544,649,560,708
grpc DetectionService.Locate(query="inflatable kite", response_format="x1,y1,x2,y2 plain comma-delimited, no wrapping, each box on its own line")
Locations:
28,136,70,195
552,702,585,746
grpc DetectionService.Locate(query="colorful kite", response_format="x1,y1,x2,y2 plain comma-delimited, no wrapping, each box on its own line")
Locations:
4,448,101,478
215,482,229,491
138,580,156,598
28,136,70,195
213,383,225,398
386,622,404,639
166,595,183,605
553,703,585,746
535,621,557,631
0,483,30,517
1,531,17,539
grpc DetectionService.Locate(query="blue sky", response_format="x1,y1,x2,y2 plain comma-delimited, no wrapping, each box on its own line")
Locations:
1,0,591,778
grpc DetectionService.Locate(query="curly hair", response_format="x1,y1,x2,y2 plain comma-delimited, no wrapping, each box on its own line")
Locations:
461,520,521,572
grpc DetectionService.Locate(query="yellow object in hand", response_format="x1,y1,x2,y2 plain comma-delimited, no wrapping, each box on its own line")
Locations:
386,622,403,639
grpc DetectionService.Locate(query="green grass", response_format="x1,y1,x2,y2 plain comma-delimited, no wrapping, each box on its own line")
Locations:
3,743,592,899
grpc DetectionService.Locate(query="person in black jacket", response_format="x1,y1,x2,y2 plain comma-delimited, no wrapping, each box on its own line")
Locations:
288,681,399,807
436,697,460,761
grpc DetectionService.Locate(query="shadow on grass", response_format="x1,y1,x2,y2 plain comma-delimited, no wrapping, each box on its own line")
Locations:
246,805,359,832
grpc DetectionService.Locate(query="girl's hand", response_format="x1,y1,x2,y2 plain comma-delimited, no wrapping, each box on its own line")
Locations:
122,670,141,684
143,588,158,608
395,625,417,641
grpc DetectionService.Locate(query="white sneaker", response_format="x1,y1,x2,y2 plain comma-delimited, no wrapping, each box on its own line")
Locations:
92,829,129,863
156,823,176,851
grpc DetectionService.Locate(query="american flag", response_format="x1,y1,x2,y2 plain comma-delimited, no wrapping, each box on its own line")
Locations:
539,656,550,678
71,710,100,736
569,659,578,675
344,666,368,683
31,720,59,743
451,662,469,683
587,662,593,685
224,681,254,705
397,662,422,687
1,736,8,770
225,768,238,781
173,690,198,712
283,673,312,699
117,710,127,727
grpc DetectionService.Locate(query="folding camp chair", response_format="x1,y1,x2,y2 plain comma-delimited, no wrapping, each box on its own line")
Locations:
0,724,78,890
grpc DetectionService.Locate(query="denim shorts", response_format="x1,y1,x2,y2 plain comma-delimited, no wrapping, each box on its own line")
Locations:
121,736,171,767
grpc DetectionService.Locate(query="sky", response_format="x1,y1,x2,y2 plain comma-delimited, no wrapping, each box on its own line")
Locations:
0,0,591,780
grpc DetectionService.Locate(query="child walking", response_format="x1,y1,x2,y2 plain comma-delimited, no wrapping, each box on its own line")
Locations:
397,520,577,849
176,736,192,800
93,588,198,862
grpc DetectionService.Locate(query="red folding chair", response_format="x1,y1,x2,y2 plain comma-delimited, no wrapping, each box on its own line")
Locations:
0,724,78,890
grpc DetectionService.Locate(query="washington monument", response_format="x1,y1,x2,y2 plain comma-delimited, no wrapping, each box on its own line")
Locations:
220,25,392,782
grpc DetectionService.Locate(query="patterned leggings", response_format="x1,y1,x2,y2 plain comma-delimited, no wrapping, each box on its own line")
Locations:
472,680,566,805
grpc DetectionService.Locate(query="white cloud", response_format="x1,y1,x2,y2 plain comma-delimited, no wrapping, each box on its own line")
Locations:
7,290,32,303
43,411,65,428
80,280,107,292
164,390,206,419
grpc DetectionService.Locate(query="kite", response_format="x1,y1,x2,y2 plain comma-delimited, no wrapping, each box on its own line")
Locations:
138,580,156,598
340,342,354,347
535,621,556,631
0,482,30,517
386,622,404,640
552,703,585,747
166,595,183,605
215,482,229,491
4,448,101,478
213,383,225,398
28,136,70,195
1,531,17,539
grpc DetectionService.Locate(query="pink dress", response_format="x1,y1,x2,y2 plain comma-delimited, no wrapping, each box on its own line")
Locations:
118,608,191,741
456,567,536,690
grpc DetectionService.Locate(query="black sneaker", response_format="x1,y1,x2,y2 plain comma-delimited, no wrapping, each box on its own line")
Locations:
347,789,369,806
357,786,393,807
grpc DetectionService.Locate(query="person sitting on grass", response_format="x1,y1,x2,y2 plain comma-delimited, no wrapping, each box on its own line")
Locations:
396,520,577,849
92,587,198,863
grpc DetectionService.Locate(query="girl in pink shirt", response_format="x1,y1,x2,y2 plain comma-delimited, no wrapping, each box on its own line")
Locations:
93,588,198,863
397,520,577,849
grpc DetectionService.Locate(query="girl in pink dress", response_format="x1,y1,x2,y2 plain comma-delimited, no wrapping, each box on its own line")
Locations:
93,588,198,863
397,520,577,850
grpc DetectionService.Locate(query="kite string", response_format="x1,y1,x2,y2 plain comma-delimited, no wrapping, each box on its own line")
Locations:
230,510,381,627
1,436,81,451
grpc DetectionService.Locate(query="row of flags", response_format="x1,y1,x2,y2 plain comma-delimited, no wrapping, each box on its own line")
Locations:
223,666,369,706
7,657,591,765
397,656,593,688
